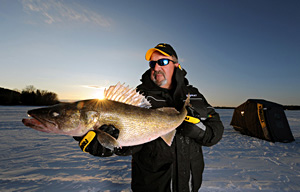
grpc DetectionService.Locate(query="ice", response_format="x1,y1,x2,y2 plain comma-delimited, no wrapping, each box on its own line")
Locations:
0,106,299,191
201,109,300,192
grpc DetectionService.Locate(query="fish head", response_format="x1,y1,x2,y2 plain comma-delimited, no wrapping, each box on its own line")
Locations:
22,102,100,136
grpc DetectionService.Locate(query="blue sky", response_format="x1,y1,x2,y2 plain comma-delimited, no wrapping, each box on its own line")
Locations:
1,0,299,106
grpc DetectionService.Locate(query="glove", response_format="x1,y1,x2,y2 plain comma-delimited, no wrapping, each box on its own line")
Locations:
73,124,119,157
184,105,201,124
179,106,206,139
179,121,206,139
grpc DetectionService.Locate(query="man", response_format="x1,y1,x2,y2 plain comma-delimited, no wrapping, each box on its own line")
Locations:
75,43,224,192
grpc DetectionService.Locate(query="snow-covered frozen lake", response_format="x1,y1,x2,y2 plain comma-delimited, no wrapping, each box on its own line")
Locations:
0,106,299,192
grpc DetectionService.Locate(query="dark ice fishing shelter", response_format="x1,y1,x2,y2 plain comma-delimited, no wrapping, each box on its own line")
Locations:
230,99,294,142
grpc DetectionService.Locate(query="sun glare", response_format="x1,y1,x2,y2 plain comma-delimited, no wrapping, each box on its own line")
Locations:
95,90,105,100
84,86,106,100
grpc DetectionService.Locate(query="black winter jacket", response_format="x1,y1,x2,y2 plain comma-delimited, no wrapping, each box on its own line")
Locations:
115,67,224,192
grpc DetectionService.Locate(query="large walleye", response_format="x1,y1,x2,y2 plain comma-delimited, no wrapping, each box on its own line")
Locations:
22,83,189,149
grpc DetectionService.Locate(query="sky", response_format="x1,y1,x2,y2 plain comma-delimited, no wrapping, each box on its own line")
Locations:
0,0,299,107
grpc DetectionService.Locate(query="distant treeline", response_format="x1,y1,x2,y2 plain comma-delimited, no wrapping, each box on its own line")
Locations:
215,106,300,110
283,105,300,110
0,86,59,106
214,106,236,109
1,86,300,109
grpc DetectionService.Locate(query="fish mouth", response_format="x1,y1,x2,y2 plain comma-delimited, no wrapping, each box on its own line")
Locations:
22,114,57,130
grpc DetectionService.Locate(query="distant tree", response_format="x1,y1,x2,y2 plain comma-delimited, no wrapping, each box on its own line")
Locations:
44,92,59,105
0,86,59,106
0,88,21,105
24,85,36,93
20,86,59,105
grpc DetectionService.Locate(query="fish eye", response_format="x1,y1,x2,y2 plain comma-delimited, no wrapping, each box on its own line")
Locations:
52,111,60,117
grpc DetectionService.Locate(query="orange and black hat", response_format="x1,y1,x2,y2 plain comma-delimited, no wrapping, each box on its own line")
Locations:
145,43,178,61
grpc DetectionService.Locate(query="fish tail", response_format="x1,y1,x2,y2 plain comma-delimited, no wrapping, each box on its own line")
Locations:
180,94,191,117
184,93,191,108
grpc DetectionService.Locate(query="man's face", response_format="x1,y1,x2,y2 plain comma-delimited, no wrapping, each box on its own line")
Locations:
150,51,179,89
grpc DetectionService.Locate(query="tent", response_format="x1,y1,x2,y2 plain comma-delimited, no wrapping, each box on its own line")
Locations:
230,99,294,143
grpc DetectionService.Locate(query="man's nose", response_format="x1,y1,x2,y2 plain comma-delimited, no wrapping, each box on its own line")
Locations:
153,63,161,71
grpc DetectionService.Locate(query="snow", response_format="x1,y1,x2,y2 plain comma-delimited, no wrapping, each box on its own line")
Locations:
0,106,299,192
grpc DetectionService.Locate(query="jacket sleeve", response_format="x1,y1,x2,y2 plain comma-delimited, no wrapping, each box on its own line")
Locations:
200,105,224,146
188,87,224,147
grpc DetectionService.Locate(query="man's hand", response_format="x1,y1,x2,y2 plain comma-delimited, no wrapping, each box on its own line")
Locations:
184,105,201,124
73,125,119,157
179,106,206,139
179,121,205,139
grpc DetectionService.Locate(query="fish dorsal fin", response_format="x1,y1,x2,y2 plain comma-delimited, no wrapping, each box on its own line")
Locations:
161,130,176,146
104,82,151,108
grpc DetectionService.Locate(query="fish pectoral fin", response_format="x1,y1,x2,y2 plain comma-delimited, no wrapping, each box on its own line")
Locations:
160,130,176,146
156,107,179,115
95,129,120,150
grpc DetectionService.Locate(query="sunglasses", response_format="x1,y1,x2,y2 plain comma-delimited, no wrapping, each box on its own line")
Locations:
149,59,175,68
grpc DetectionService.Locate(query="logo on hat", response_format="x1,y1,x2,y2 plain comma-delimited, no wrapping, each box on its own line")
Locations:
157,44,165,47
145,43,178,61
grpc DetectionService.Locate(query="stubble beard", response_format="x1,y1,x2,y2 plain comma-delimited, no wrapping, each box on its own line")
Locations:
152,71,167,87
